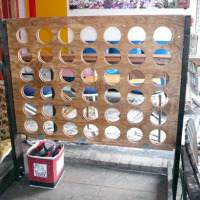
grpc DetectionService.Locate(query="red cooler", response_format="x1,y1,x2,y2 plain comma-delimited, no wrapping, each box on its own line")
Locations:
27,141,64,188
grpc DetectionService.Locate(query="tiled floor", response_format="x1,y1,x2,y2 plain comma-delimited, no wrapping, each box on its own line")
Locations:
1,164,167,200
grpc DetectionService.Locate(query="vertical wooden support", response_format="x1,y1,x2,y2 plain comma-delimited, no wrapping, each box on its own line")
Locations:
0,19,25,180
158,95,161,142
172,15,191,200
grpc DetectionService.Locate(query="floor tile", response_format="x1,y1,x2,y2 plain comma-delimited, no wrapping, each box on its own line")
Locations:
1,164,167,200
102,170,167,193
96,186,166,200
63,164,107,186
36,182,100,200
1,176,48,200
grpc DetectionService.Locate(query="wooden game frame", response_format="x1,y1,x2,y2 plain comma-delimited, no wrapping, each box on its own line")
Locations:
4,15,187,151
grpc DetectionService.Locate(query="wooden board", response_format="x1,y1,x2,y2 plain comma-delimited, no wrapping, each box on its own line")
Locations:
189,55,200,67
188,60,199,96
6,15,186,150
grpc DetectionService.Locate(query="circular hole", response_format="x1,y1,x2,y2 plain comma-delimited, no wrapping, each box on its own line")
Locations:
81,26,97,44
62,105,77,119
43,121,57,135
16,28,31,44
42,104,56,117
127,109,144,124
41,86,55,100
105,126,120,140
24,102,37,116
127,128,143,142
61,86,76,102
20,66,34,81
105,108,120,122
152,71,169,87
104,27,121,44
63,122,78,136
104,48,121,65
38,47,53,63
128,48,146,66
18,48,32,63
82,48,97,64
105,89,121,104
128,27,146,45
153,49,171,66
59,47,75,63
153,27,172,45
39,67,53,82
104,68,120,85
82,68,98,84
150,111,167,125
37,27,52,44
83,87,98,103
60,68,75,83
128,70,145,86
127,90,144,105
58,27,74,44
25,119,38,133
84,124,99,138
22,85,35,99
83,106,98,121
149,129,166,144
151,91,168,107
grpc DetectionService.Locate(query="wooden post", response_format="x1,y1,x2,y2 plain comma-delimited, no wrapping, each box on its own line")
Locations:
158,94,162,142
172,15,191,200
0,19,25,180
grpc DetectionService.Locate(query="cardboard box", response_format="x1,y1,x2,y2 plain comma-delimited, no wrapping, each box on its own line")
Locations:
27,141,64,188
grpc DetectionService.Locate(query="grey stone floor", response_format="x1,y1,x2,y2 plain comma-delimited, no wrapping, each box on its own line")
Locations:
1,164,167,200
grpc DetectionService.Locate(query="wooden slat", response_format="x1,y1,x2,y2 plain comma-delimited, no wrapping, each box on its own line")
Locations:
189,55,200,67
62,92,73,101
182,147,200,199
64,106,74,116
185,119,198,163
